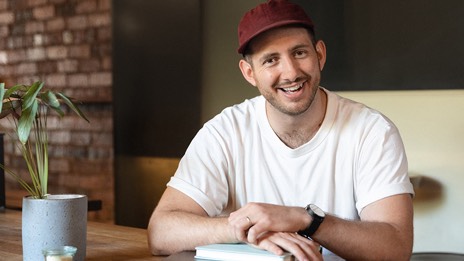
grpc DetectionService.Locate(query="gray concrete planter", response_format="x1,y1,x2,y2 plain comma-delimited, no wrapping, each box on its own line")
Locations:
22,194,87,261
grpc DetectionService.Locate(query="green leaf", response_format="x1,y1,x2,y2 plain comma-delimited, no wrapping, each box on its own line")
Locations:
4,84,26,99
56,92,89,122
18,99,39,144
40,91,64,117
40,90,60,108
0,164,37,197
0,100,20,119
22,81,43,111
0,83,5,113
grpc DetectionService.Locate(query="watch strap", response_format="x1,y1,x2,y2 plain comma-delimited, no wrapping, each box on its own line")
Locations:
297,204,324,239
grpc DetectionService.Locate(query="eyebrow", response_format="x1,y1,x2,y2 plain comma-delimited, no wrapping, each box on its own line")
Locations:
290,43,312,52
258,52,278,65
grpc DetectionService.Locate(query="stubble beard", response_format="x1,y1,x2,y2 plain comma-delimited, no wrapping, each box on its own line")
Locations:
264,75,320,117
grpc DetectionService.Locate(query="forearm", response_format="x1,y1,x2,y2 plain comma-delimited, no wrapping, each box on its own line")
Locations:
148,210,236,255
314,215,413,261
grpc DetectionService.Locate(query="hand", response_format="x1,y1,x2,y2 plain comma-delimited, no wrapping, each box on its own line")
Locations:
253,232,323,261
228,203,309,243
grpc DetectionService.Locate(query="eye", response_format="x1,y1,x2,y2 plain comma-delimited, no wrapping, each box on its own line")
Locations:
294,49,308,58
262,57,277,66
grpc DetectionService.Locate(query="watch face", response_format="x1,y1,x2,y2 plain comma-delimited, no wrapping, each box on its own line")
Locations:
310,204,325,217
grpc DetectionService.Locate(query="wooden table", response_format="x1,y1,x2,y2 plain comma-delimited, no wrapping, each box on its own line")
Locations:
0,208,195,260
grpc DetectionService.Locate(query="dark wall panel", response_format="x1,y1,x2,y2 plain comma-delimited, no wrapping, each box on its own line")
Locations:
113,0,202,158
296,0,464,91
112,0,202,227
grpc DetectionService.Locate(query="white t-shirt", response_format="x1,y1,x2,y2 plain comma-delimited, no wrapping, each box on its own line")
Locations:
168,88,414,220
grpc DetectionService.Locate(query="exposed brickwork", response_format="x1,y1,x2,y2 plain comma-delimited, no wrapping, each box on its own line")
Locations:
0,0,113,222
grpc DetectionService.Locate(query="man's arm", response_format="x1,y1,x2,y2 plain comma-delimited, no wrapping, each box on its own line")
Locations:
148,187,324,261
147,187,236,255
229,194,413,261
316,194,413,261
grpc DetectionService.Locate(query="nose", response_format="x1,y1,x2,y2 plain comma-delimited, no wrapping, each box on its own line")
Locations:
280,56,300,82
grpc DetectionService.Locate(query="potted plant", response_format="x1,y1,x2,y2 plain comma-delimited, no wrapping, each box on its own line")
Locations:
0,81,90,261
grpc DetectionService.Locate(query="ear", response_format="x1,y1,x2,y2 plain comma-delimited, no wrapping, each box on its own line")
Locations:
315,40,327,71
239,59,257,86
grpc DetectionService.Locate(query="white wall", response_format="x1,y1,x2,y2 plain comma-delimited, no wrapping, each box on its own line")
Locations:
339,90,464,253
202,0,464,253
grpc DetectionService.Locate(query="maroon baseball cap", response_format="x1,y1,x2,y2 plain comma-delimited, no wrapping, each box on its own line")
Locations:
237,0,314,54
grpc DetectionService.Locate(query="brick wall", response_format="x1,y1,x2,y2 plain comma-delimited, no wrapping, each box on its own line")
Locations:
0,0,113,222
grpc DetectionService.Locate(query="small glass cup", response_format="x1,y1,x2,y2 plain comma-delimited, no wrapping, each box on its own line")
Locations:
42,246,77,261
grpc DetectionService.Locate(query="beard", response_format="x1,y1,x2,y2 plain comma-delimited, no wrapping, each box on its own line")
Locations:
263,74,320,116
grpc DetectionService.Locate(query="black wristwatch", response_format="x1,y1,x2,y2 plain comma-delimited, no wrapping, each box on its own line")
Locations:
297,204,325,239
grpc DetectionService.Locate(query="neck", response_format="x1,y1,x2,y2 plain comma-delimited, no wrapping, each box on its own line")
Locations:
268,88,327,149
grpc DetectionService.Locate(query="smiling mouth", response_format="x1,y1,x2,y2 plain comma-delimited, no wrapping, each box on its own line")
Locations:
279,82,304,93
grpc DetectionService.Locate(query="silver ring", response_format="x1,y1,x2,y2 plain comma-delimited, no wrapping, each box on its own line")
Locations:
246,216,252,225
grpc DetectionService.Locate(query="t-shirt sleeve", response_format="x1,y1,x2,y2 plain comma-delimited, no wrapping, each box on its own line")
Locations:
167,124,231,217
354,121,414,213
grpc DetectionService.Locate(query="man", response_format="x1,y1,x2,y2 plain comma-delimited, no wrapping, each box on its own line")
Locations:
148,1,414,260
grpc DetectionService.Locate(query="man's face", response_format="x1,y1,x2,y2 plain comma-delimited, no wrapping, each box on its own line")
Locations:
240,27,326,116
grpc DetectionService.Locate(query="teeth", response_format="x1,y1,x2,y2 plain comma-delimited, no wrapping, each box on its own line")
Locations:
282,83,303,92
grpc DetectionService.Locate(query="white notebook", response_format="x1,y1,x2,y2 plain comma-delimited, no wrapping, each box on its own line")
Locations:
195,243,294,261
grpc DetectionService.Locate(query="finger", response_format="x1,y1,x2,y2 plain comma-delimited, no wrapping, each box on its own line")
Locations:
228,211,241,224
269,233,310,261
229,214,252,229
241,216,253,231
245,216,252,226
234,226,248,242
228,211,252,226
261,233,322,261
253,237,286,257
287,234,322,260
246,220,266,244
231,216,254,242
